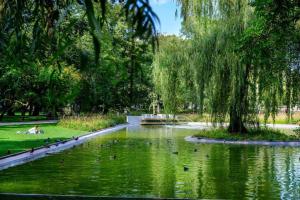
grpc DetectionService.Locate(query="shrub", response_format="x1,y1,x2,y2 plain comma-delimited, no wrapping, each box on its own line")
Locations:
58,114,126,132
194,128,300,142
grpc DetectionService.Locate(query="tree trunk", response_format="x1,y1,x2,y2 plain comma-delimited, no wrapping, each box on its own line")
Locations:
47,106,57,119
0,105,10,121
32,105,40,116
228,63,250,133
129,36,135,106
0,112,5,121
285,68,292,122
7,108,15,116
21,109,26,117
21,108,26,121
228,108,247,133
28,105,33,116
198,83,205,115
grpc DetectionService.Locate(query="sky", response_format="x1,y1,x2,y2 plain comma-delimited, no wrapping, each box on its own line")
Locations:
149,0,182,36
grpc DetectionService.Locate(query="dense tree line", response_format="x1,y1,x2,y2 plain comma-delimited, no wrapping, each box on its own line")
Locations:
153,0,300,132
2,0,299,131
0,0,157,120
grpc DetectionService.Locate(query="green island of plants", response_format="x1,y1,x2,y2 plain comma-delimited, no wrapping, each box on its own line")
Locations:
194,128,300,142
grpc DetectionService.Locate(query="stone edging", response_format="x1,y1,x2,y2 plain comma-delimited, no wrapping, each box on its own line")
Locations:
0,124,129,171
185,136,300,147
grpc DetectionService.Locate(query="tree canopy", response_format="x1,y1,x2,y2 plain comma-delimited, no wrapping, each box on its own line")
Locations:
1,0,299,131
0,0,158,119
153,0,300,132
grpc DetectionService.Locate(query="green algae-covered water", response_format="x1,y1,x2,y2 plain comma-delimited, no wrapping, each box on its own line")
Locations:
1,126,300,199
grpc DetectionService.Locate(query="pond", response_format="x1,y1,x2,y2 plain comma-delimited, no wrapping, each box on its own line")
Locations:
0,126,300,199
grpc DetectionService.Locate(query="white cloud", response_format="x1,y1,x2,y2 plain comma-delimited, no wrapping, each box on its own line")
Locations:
150,0,171,5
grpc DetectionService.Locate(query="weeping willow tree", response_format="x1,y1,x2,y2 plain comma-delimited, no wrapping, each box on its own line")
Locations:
152,35,196,114
153,0,300,133
181,0,254,133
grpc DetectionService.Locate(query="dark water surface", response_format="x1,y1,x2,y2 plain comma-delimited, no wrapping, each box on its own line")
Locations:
0,126,300,199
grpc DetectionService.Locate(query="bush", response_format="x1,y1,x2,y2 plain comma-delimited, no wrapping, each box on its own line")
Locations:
58,114,126,132
194,128,300,142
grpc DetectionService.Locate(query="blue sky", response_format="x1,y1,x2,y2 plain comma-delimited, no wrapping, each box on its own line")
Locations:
149,0,182,36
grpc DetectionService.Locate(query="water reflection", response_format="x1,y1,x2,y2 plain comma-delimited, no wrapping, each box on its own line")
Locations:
0,126,300,199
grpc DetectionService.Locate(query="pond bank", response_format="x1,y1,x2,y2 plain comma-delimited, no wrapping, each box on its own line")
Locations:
185,136,300,146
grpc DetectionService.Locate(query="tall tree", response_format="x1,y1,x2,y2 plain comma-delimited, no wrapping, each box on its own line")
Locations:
153,0,300,133
152,35,192,114
0,0,159,117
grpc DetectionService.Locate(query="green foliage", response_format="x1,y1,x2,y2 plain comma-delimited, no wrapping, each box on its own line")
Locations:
294,126,300,135
0,0,158,118
72,3,154,113
194,128,300,142
155,0,300,132
239,0,300,123
0,61,81,119
58,114,126,132
152,36,193,114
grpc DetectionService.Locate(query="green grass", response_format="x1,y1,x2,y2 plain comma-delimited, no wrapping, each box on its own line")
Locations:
0,114,126,157
58,114,126,132
194,128,300,142
0,124,85,157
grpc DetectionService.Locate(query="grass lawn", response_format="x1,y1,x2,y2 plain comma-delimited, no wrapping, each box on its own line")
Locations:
194,128,300,142
0,124,85,157
0,114,126,157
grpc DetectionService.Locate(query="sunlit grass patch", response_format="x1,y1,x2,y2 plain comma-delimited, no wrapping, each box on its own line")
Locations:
0,124,85,157
0,114,126,157
58,114,126,132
